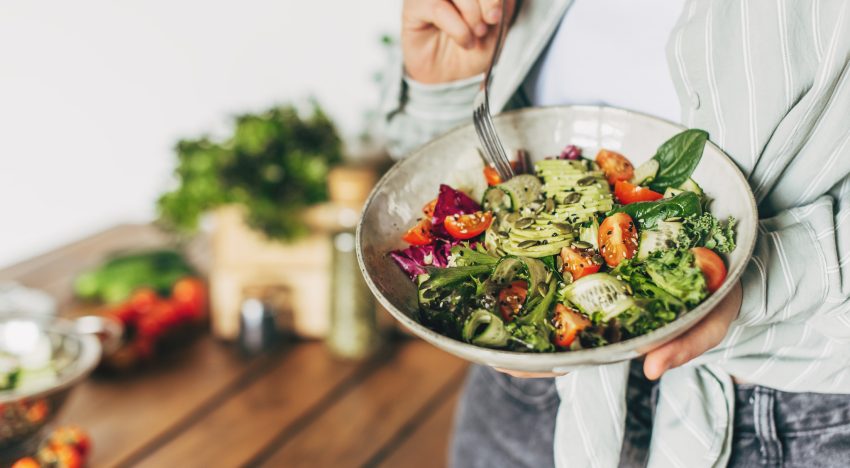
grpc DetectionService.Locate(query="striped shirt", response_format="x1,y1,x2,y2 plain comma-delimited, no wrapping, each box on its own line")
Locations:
380,1,850,466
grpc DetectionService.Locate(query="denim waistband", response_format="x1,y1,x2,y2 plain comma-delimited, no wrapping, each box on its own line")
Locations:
734,385,850,435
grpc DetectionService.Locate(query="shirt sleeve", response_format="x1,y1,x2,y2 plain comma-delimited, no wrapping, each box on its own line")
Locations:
378,59,482,159
735,159,850,342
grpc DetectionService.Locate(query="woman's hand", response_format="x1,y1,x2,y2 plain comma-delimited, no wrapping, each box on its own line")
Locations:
496,281,743,380
402,0,517,83
643,280,742,380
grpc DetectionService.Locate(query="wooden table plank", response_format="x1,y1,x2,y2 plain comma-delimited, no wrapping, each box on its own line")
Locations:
131,341,368,468
255,341,467,468
375,382,463,468
55,338,264,467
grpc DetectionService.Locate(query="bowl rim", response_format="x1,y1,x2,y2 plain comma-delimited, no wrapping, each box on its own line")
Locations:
0,315,102,404
357,104,758,369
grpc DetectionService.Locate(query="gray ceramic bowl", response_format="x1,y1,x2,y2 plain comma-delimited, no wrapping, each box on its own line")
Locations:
357,105,757,373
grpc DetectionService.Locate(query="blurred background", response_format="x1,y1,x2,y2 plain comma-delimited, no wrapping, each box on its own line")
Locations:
0,2,469,468
0,0,398,267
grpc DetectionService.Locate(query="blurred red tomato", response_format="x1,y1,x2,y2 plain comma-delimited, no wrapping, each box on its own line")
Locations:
171,277,207,320
50,426,91,459
129,288,159,312
11,457,39,468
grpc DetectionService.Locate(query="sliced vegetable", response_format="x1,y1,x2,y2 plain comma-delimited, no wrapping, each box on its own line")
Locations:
422,199,437,218
609,191,702,229
563,273,634,321
483,166,501,186
637,220,683,259
596,149,634,186
402,219,433,245
483,174,543,213
432,184,482,238
631,159,659,185
444,211,493,240
649,129,709,192
463,309,510,347
678,178,705,196
506,279,557,352
692,247,727,293
390,240,455,280
498,280,528,321
492,256,548,299
560,246,602,281
552,303,591,348
614,181,663,204
599,213,638,267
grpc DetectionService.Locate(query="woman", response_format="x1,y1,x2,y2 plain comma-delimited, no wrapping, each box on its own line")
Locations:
382,1,850,466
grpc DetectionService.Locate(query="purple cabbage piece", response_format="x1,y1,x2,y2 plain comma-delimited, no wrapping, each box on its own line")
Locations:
559,145,582,160
431,184,481,239
389,240,455,281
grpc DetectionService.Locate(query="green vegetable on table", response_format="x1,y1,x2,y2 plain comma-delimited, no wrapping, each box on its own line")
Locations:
157,104,342,241
73,250,194,303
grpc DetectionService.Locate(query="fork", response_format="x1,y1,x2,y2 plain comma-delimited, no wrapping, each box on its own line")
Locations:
473,0,514,182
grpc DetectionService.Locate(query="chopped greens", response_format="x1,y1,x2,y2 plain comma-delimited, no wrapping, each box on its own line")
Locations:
390,129,736,352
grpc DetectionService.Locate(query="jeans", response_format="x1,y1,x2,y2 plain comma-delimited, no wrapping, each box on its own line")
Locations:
449,363,850,468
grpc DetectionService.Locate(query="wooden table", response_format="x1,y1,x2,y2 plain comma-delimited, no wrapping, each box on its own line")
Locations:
1,225,468,467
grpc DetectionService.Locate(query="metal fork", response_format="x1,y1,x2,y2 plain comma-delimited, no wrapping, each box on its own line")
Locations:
473,0,514,181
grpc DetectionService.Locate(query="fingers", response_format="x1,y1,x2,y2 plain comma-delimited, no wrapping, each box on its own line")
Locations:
643,282,743,380
495,368,566,379
453,0,488,37
478,0,503,25
431,1,475,48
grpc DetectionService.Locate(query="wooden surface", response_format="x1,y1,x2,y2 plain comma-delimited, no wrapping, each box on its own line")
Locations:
1,225,468,467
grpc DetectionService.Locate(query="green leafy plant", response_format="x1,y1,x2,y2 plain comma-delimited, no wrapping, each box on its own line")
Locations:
157,104,343,240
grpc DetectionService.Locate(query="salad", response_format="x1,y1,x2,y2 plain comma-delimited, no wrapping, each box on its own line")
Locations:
389,129,737,352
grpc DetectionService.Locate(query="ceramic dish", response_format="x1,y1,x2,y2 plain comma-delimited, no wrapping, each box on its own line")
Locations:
357,105,757,372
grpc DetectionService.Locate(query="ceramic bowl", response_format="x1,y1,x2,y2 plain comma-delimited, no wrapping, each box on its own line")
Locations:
357,105,757,372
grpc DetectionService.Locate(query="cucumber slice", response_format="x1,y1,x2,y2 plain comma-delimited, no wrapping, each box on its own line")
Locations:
462,309,510,347
678,178,704,196
563,273,635,321
637,221,683,259
663,187,684,199
579,218,600,250
630,159,660,185
483,175,543,213
491,256,549,296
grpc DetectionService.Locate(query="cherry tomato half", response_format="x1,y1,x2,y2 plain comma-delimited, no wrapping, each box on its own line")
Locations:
552,303,591,348
402,219,434,245
422,199,437,219
498,280,528,321
559,246,602,281
443,211,493,240
596,149,635,186
692,247,727,293
614,180,664,204
599,212,639,267
483,166,502,186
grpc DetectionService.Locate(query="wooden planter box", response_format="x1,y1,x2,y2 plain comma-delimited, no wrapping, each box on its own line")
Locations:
208,166,379,340
209,206,332,340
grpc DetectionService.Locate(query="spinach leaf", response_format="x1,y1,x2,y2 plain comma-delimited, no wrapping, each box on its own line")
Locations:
650,129,709,192
609,192,702,228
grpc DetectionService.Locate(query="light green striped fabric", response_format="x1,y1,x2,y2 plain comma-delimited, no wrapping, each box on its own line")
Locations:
381,1,850,466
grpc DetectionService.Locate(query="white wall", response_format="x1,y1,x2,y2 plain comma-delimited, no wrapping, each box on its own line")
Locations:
0,0,401,268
